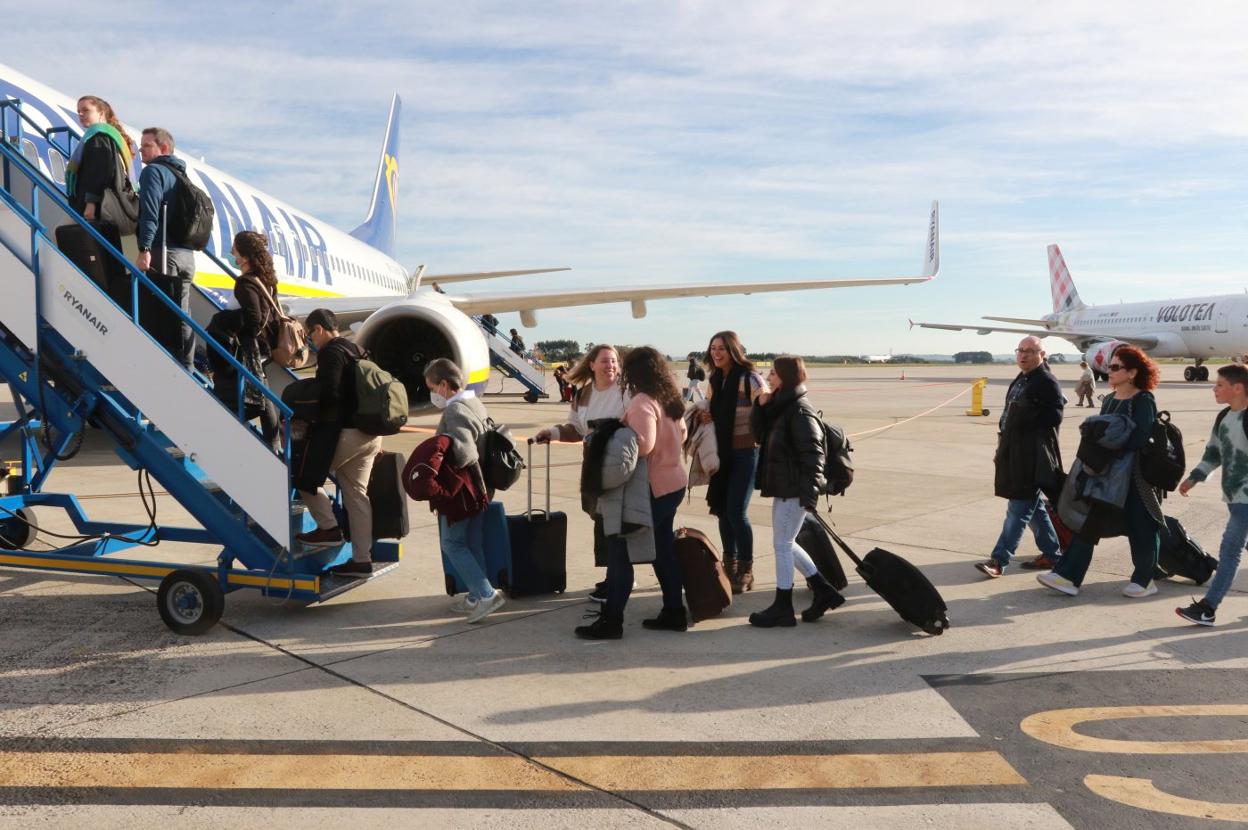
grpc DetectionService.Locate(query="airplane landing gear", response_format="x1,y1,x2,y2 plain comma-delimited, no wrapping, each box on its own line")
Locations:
1184,365,1209,382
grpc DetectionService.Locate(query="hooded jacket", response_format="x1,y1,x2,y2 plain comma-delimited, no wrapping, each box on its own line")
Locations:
751,384,825,509
402,434,488,524
583,423,655,564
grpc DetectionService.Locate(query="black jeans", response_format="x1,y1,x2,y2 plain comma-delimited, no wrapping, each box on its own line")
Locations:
604,487,686,618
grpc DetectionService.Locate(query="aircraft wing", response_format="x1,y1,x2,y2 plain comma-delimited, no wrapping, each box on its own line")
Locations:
418,267,571,285
909,319,1158,349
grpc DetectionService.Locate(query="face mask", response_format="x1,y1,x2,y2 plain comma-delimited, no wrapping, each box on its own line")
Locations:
429,391,448,409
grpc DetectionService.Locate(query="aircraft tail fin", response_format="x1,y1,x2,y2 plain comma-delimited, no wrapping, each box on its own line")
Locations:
1048,244,1085,313
350,94,401,258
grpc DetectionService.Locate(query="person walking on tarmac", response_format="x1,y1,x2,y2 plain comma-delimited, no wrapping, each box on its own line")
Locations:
976,335,1065,577
424,357,507,624
293,309,381,578
748,355,844,627
1075,360,1096,407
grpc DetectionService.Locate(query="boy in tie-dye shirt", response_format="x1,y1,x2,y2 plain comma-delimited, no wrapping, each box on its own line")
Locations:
1176,364,1248,625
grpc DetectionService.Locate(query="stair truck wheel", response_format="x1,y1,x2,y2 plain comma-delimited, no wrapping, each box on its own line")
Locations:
157,569,224,635
0,508,35,550
524,390,540,404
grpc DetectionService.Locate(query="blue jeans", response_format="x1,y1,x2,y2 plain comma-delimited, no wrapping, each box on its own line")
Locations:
605,487,686,617
1056,484,1159,587
1206,502,1248,609
990,493,1061,566
439,511,495,602
718,447,758,566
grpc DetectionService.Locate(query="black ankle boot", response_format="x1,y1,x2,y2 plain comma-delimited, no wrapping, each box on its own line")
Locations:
642,606,688,632
749,588,796,628
801,574,845,622
575,612,623,640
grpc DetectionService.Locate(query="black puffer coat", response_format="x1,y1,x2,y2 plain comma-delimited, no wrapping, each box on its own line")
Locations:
751,384,825,509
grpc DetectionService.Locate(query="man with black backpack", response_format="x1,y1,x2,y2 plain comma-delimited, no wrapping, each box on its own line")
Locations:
136,127,199,369
293,309,383,577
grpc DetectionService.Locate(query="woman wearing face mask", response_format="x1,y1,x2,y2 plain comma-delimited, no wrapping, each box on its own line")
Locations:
535,344,630,601
66,95,137,225
697,331,768,593
424,358,506,623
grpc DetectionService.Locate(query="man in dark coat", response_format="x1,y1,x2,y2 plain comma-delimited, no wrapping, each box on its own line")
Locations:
976,336,1065,577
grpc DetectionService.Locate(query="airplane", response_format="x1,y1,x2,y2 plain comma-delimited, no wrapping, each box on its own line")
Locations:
0,63,940,408
864,349,893,363
911,244,1248,383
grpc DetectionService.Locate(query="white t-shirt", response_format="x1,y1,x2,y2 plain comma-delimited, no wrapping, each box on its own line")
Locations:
552,384,630,439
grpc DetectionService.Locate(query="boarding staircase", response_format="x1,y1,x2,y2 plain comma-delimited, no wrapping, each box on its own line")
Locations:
474,318,548,401
0,99,396,631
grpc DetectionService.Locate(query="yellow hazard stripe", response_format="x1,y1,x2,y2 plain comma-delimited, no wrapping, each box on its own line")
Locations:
0,554,317,593
0,750,1024,791
193,272,347,299
468,367,490,384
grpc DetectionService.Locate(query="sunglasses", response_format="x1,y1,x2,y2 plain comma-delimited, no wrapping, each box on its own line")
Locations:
1107,363,1126,371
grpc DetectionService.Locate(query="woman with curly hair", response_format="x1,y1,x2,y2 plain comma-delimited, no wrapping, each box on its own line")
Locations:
66,95,136,223
1039,345,1164,598
208,231,282,449
576,346,688,638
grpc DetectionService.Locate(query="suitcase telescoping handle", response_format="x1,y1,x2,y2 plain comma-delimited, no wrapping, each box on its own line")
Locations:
525,438,551,519
808,509,865,568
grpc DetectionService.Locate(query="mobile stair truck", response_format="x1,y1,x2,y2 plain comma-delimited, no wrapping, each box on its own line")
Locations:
0,101,399,634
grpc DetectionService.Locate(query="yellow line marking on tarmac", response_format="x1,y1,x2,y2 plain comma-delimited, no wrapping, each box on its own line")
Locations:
536,751,1025,790
0,753,582,791
0,750,1024,791
1085,775,1248,822
1021,705,1248,754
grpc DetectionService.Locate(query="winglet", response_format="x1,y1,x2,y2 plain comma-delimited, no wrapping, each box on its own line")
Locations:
350,94,402,258
923,200,940,278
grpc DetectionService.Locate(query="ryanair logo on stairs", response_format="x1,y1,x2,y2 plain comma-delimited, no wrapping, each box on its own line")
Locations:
58,284,108,336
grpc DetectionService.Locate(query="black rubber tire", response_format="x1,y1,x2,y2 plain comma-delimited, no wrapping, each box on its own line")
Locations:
1184,366,1196,382
1198,366,1210,382
981,409,990,417
157,569,224,635
0,508,35,550
523,390,540,404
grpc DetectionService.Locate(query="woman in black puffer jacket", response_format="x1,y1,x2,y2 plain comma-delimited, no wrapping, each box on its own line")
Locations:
749,356,844,627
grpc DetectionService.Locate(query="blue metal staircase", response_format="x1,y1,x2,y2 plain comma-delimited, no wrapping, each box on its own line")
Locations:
0,99,398,633
475,317,549,402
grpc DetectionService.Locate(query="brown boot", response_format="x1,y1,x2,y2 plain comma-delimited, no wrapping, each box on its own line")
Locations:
732,563,754,595
724,558,738,586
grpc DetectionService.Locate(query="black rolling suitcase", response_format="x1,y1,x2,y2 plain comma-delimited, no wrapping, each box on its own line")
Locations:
796,512,849,590
55,221,129,307
138,270,186,361
810,511,949,635
1157,516,1218,585
338,450,410,542
503,440,567,596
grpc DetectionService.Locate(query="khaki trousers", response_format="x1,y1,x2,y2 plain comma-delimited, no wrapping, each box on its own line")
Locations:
299,428,382,561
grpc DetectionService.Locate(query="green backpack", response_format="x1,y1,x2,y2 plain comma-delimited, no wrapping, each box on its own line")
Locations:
354,356,408,435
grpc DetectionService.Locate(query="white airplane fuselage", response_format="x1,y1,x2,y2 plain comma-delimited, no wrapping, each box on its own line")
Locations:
1045,294,1248,358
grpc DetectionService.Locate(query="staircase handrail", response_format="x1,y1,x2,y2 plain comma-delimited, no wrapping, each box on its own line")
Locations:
0,139,293,443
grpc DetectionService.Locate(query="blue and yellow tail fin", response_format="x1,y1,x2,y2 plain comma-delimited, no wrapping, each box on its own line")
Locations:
350,94,401,258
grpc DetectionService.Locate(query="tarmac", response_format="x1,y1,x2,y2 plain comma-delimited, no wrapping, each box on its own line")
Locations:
0,363,1245,829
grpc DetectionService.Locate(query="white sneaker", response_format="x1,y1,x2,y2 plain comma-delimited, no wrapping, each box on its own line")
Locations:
466,590,506,623
1122,582,1158,598
1037,572,1079,596
451,595,478,614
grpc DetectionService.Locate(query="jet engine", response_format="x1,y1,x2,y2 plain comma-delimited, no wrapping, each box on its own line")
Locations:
354,295,491,409
1084,340,1126,382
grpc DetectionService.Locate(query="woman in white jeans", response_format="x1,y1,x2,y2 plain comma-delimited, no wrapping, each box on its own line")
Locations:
748,356,844,627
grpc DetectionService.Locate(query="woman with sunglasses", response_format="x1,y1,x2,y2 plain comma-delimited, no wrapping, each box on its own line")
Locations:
1038,345,1164,598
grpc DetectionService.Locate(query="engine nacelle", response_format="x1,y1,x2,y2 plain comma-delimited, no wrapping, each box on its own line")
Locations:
354,295,491,410
1084,340,1126,380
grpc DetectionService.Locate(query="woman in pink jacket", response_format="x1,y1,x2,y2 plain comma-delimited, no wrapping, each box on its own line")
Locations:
576,346,689,639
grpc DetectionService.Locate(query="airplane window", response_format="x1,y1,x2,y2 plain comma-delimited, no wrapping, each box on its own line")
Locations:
21,138,38,165
47,149,66,185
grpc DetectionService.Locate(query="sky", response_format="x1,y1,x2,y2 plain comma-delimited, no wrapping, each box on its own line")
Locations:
8,1,1248,357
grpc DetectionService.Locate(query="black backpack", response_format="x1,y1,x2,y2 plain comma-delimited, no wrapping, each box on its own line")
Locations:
153,159,214,250
1213,405,1248,440
818,416,854,496
478,417,525,491
1140,409,1185,492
